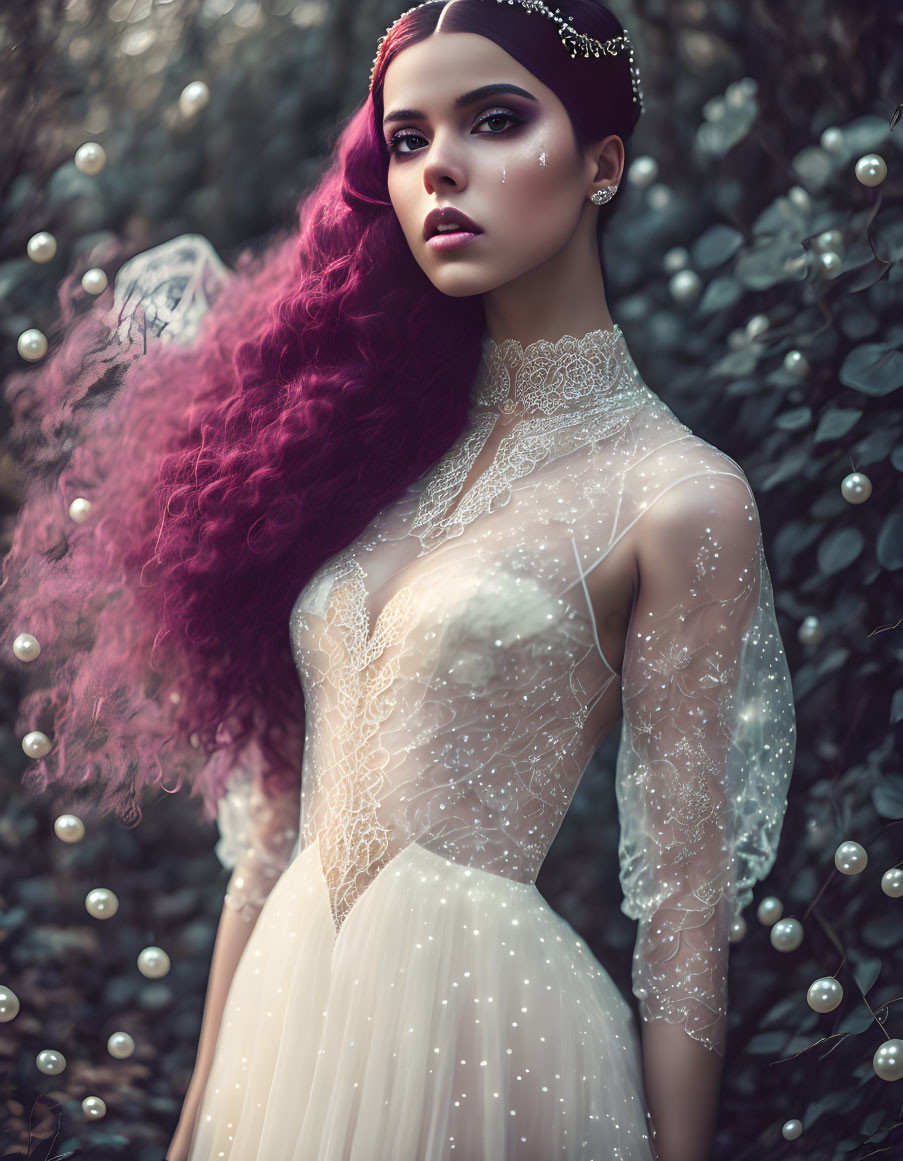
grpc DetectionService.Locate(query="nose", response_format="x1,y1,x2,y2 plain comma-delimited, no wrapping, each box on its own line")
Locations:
421,129,469,195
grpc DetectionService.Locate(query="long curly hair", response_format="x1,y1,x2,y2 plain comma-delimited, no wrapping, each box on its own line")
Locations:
0,0,641,827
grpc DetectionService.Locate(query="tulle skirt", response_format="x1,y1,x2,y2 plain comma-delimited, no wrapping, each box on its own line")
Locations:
187,841,656,1160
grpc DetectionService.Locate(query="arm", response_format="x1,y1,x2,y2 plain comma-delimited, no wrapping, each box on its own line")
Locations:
615,470,794,1161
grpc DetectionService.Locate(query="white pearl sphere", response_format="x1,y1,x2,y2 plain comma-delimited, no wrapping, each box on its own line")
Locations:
770,917,804,952
663,246,689,273
782,1119,803,1141
820,127,844,154
82,267,108,295
746,314,769,340
855,153,887,187
75,141,107,175
0,986,21,1022
835,840,868,875
86,887,119,919
788,185,811,211
840,472,872,504
107,1031,136,1059
873,1039,903,1082
82,1095,107,1120
728,915,747,943
881,868,903,898
17,328,48,362
169,689,182,704
54,814,86,843
69,496,92,523
22,730,52,759
818,251,843,278
783,349,810,378
669,269,702,305
797,615,824,646
12,632,41,662
36,1049,67,1075
628,155,658,188
647,183,672,211
138,946,171,978
27,231,58,263
757,896,784,926
807,976,843,1013
179,80,211,117
815,229,844,253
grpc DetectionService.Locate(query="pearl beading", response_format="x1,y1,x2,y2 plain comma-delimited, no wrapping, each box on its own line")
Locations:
369,0,646,113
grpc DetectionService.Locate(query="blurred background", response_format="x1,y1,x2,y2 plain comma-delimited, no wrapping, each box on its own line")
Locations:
1,1,902,1158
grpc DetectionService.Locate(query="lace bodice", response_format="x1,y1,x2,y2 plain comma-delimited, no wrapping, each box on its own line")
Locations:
217,311,796,1055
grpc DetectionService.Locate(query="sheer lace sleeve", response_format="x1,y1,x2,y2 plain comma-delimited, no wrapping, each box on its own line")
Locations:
615,470,796,1055
214,738,302,923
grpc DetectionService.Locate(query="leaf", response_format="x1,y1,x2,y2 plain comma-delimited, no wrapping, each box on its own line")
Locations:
814,408,863,441
691,224,745,270
817,527,866,575
872,774,903,819
837,1003,875,1034
892,690,903,725
839,343,903,395
775,406,812,431
746,1029,790,1054
876,510,903,569
851,955,882,996
862,914,901,949
697,274,743,315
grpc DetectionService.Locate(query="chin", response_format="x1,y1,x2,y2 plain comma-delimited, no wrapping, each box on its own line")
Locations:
422,264,519,300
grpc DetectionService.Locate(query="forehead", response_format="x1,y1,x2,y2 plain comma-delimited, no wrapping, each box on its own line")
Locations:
382,30,547,107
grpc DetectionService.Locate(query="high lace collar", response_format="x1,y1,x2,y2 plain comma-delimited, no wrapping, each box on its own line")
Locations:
470,323,649,418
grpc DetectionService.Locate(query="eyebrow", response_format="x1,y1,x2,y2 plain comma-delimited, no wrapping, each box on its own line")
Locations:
382,82,538,127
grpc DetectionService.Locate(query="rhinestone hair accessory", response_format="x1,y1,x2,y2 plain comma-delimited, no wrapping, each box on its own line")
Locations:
369,0,645,114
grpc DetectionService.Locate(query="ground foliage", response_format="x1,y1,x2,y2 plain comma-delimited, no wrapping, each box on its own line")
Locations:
0,1,901,1158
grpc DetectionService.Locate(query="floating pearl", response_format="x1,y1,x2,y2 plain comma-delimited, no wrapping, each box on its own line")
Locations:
36,1049,67,1075
138,946,171,978
54,814,86,843
179,80,211,117
788,185,811,211
27,231,57,263
0,986,21,1022
169,690,182,704
746,314,769,340
873,1039,903,1082
807,976,843,1013
881,869,903,898
840,472,872,504
820,127,844,154
22,730,51,759
647,182,672,211
669,269,701,305
728,915,747,943
69,497,92,523
797,615,824,646
17,328,48,362
770,917,803,952
782,1119,803,1141
855,153,887,187
12,632,41,662
107,1031,136,1059
663,246,689,273
628,155,658,188
82,1095,107,1120
814,229,843,254
86,887,119,919
75,141,107,175
757,896,784,926
818,250,843,278
783,349,810,378
835,840,868,875
82,267,108,295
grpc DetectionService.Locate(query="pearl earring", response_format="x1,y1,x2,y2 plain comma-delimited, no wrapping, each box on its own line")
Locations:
590,185,618,205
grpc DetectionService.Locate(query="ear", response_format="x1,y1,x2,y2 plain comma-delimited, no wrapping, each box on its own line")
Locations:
586,134,625,200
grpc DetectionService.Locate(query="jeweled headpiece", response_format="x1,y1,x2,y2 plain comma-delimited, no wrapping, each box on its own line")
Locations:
369,0,645,114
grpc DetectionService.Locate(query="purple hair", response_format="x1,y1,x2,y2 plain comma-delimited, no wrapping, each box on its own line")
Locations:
1,0,641,827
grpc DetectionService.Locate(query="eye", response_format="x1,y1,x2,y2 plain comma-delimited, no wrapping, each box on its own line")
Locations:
387,108,524,156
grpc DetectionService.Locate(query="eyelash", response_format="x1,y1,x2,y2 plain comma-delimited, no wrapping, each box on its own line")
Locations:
387,109,524,156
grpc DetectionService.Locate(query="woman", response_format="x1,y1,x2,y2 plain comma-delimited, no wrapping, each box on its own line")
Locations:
3,2,796,1159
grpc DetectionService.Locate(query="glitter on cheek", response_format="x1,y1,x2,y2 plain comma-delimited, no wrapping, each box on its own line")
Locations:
501,167,506,184
538,151,548,168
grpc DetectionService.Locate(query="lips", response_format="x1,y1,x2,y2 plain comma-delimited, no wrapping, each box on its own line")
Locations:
423,206,484,240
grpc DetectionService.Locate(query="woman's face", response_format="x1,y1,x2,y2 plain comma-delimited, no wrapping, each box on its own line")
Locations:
382,30,606,299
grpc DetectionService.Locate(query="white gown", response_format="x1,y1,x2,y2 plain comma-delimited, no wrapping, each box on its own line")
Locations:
113,236,796,1161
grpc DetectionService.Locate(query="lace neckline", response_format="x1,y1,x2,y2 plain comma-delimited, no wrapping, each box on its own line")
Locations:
469,323,644,417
